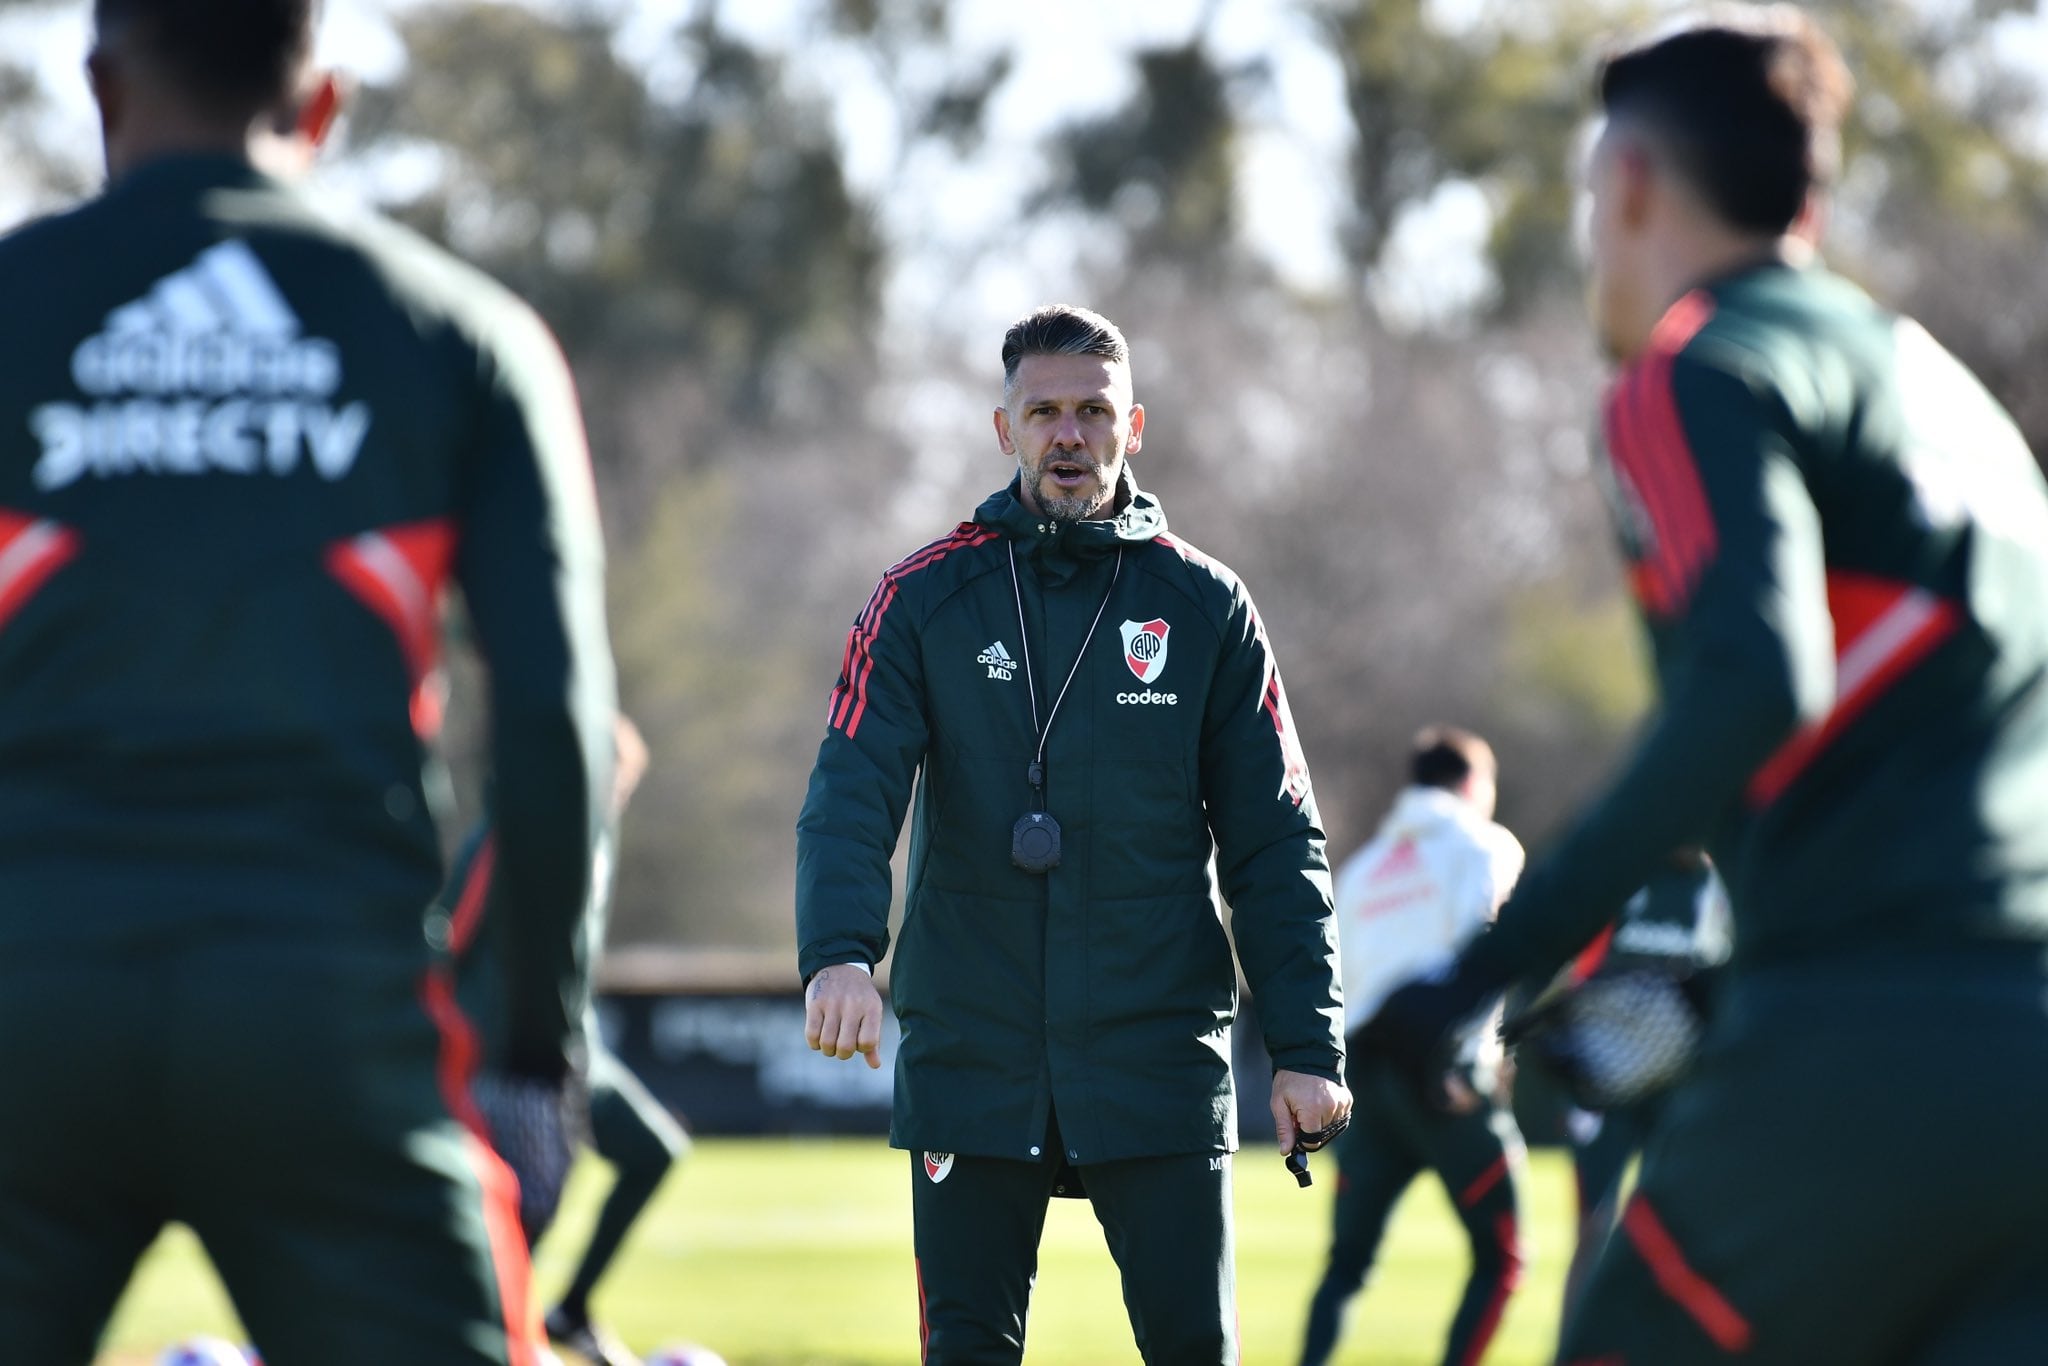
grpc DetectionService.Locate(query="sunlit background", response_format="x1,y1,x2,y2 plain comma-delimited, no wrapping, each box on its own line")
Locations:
6,0,2048,958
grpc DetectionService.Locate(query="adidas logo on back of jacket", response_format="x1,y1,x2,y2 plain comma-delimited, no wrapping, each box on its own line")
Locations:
29,238,371,491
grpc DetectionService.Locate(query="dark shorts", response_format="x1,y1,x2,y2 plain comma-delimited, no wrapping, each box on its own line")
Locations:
0,929,543,1366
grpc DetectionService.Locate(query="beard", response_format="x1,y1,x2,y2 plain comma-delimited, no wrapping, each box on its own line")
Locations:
1031,453,1118,522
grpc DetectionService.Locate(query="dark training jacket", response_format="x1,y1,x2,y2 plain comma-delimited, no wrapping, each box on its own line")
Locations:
1474,263,2048,989
797,470,1345,1164
0,155,616,1074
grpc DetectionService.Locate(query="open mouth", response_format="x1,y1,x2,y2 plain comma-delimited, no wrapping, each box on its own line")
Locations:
1045,459,1092,487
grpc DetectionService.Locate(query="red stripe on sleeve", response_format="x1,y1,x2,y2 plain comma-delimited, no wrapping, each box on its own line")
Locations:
1604,293,1718,618
445,835,498,957
828,526,994,740
1624,366,1694,611
841,571,915,738
1747,571,1961,806
829,577,894,729
1621,1196,1753,1352
1638,358,1720,589
1604,382,1682,615
325,517,458,736
0,510,80,635
1640,349,1718,589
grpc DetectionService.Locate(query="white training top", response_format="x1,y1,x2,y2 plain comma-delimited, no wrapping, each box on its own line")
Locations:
1335,785,1526,1040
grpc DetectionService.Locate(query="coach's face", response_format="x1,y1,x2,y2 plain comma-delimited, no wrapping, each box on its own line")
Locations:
995,354,1145,523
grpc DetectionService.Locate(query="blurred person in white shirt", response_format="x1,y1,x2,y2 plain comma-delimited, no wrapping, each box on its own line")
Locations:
1299,726,1527,1366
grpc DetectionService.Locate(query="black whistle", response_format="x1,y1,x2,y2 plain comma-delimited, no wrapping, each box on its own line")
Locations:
1285,1149,1313,1188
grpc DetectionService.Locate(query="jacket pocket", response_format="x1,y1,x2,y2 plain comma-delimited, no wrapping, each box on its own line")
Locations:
1084,759,1209,898
892,883,1046,1071
1085,892,1237,1055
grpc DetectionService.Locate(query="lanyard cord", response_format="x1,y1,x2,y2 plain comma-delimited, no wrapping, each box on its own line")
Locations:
1008,543,1123,771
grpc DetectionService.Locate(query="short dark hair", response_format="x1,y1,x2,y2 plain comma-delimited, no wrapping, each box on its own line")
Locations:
95,0,316,119
1409,725,1495,791
1001,305,1131,402
1596,5,1853,235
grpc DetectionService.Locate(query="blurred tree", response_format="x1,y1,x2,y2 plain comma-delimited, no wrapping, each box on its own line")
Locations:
0,2,95,212
1041,39,1244,273
1307,0,2048,335
347,2,882,437
340,3,899,947
1306,0,1634,316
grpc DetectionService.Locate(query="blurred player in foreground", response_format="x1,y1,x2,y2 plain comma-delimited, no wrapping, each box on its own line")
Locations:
1374,7,2048,1362
1299,727,1527,1366
442,716,689,1366
0,1,615,1360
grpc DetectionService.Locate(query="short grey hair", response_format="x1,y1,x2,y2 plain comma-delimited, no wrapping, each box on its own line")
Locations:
1001,305,1131,407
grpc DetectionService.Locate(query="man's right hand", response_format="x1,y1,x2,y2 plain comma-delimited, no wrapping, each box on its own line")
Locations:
1368,955,1504,1110
804,963,884,1069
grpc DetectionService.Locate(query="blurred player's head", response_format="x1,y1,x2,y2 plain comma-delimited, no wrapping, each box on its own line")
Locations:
1409,725,1497,820
1581,4,1853,360
88,0,343,180
994,305,1145,523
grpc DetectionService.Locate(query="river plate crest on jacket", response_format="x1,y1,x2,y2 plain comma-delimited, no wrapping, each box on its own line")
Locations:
1120,618,1170,682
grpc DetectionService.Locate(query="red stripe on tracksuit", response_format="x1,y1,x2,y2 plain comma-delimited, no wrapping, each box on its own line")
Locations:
1261,671,1311,807
1603,293,1718,619
1459,1154,1510,1209
445,835,498,957
1153,531,1218,572
1456,1211,1523,1366
831,527,985,731
828,526,995,739
325,518,458,736
1570,923,1616,985
1746,570,1961,806
1621,1197,1753,1353
418,969,544,1366
0,510,80,634
916,1256,930,1363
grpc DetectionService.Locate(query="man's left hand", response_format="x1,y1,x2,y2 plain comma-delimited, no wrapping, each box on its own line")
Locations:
1270,1069,1352,1155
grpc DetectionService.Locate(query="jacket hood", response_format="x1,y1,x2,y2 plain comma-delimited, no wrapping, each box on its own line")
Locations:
974,463,1168,565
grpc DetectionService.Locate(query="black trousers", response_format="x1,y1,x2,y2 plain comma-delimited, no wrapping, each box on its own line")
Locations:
909,1121,1236,1365
1299,1050,1525,1366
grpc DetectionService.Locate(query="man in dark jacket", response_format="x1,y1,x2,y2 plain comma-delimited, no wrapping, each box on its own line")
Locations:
0,2,615,1361
796,305,1349,1365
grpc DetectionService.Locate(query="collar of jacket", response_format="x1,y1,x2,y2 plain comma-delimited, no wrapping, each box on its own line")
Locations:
973,465,1168,584
106,151,280,203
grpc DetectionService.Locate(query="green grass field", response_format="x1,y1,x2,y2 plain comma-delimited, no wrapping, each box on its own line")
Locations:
98,1137,1580,1365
